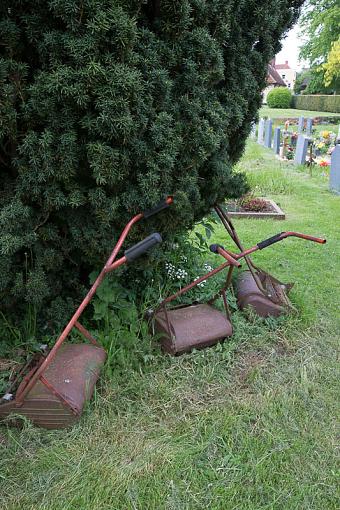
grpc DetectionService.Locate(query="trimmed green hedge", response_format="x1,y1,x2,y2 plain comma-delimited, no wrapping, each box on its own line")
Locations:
267,87,292,108
293,95,340,113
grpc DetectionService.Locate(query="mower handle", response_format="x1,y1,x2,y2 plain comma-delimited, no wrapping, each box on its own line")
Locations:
105,196,173,268
210,232,326,264
209,244,242,267
124,233,162,262
257,232,326,250
143,196,174,219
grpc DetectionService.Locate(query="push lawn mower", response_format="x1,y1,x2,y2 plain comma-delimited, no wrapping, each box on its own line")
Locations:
151,253,240,355
0,197,173,429
214,204,326,317
152,213,326,355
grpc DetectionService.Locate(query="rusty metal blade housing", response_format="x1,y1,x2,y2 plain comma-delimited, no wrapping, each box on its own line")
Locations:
236,271,289,317
0,344,106,429
154,304,232,355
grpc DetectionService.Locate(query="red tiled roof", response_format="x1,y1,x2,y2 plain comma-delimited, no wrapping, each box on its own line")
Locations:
266,64,286,86
275,63,291,70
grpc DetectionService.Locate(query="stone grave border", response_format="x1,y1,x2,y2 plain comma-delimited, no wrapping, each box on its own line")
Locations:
226,198,285,220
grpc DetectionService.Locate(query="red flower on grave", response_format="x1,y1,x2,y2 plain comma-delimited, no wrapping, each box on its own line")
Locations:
319,160,330,167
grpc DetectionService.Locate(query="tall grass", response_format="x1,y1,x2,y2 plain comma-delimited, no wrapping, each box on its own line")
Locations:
0,140,339,510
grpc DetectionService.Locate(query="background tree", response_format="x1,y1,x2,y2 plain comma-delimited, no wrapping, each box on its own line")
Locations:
294,68,334,95
0,0,303,328
299,0,340,93
323,39,340,92
294,69,313,94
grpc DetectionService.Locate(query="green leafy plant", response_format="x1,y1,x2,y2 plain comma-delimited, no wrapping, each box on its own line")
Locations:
239,194,269,212
267,87,292,108
0,309,42,395
89,273,155,376
286,147,295,160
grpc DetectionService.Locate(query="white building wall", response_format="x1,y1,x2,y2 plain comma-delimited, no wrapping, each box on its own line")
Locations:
276,68,296,90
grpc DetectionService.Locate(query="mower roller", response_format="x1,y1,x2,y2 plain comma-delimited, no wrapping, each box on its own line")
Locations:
151,253,241,355
214,204,326,317
0,197,173,429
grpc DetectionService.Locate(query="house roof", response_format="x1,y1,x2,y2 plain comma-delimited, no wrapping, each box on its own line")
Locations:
267,64,286,86
275,61,291,70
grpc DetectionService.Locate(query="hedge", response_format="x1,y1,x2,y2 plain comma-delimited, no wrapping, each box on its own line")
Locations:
267,87,292,108
292,95,340,113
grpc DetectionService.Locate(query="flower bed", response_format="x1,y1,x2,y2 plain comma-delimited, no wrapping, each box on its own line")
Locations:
226,195,285,220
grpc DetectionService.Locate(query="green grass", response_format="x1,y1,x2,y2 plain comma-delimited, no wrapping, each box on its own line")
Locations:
279,123,337,136
1,142,339,510
280,123,337,138
260,106,340,119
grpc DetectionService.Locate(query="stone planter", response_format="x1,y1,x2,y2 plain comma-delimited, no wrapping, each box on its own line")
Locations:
226,198,285,220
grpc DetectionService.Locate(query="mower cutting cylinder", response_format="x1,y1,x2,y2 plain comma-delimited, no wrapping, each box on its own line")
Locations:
152,260,236,355
0,197,172,429
0,344,106,429
237,271,287,318
154,304,232,355
235,232,325,317
210,219,326,318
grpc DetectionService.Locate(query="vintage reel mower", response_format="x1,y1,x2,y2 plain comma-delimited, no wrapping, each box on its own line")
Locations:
0,197,173,429
214,204,326,317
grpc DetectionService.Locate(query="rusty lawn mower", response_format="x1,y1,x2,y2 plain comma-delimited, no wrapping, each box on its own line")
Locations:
0,197,173,429
151,249,243,355
151,207,326,356
214,204,326,318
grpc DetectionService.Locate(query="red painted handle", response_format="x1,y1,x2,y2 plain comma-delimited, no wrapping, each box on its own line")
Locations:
283,232,326,244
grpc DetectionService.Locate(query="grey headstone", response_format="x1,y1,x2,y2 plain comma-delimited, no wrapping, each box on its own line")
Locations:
264,119,273,148
306,118,313,136
294,135,309,165
329,144,340,193
257,119,265,144
298,116,304,133
250,123,256,140
273,127,281,154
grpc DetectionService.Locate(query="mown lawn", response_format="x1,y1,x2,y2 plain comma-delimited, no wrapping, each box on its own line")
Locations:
0,141,339,510
260,106,340,119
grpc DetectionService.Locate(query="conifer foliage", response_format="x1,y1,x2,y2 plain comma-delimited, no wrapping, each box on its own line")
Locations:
0,1,303,316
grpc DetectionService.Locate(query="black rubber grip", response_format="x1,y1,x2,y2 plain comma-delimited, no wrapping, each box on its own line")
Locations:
209,244,224,253
125,233,162,262
143,199,170,219
257,233,284,250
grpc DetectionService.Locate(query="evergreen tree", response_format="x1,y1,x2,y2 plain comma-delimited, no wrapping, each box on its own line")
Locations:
0,0,303,321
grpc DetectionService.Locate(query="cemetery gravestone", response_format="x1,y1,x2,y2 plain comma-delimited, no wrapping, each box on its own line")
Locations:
264,119,273,148
306,118,313,136
298,116,304,133
329,144,340,194
294,135,309,165
273,127,281,154
250,123,256,139
257,119,265,144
